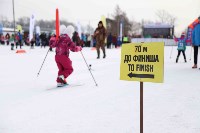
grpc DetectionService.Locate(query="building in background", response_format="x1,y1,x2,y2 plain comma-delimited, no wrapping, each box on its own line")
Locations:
142,23,174,38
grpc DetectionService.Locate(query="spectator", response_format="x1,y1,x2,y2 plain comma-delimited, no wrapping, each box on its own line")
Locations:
107,33,112,49
94,21,106,59
40,33,47,48
0,34,5,45
192,20,200,69
72,31,82,46
112,34,117,48
5,33,10,45
87,34,92,47
17,31,23,49
30,34,35,49
35,33,40,46
10,34,15,50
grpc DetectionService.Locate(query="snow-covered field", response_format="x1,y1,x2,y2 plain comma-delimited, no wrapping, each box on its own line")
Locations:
0,45,200,133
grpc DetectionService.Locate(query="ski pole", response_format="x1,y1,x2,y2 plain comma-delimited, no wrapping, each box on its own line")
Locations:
80,51,98,86
37,48,50,77
170,45,174,59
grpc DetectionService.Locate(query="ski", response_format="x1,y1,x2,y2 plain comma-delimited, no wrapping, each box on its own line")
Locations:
47,83,84,91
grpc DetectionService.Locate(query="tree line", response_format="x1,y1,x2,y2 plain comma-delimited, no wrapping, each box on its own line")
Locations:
0,5,176,36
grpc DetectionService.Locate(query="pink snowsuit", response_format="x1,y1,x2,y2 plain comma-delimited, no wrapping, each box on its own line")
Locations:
49,34,80,83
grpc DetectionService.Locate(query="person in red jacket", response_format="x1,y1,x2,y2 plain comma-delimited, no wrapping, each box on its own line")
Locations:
49,25,82,87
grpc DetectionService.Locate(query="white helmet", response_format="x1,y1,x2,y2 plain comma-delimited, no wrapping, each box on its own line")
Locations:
60,25,75,39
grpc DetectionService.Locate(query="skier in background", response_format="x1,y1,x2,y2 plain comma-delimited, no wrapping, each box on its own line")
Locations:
174,32,189,63
49,25,82,87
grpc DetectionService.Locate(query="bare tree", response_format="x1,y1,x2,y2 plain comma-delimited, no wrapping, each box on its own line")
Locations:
131,20,141,35
0,15,11,28
112,5,133,36
86,24,94,34
156,10,176,25
17,17,29,27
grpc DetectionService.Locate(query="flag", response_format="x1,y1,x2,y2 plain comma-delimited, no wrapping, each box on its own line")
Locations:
101,15,107,29
76,21,82,38
0,23,3,34
101,15,107,43
29,14,35,41
17,25,22,33
120,21,123,41
36,26,41,35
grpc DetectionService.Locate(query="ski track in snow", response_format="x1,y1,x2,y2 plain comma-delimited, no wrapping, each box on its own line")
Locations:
0,45,200,133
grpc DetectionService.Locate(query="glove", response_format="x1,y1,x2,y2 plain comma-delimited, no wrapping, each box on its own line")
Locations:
75,46,82,52
49,37,56,48
50,36,56,41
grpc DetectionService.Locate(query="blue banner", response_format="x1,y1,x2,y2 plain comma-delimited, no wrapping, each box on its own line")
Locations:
187,18,200,45
186,28,192,45
0,23,3,34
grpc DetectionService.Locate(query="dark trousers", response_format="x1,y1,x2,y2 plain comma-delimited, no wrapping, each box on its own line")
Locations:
96,41,106,57
17,40,22,49
31,41,34,48
194,46,198,65
107,42,111,49
177,50,186,59
11,43,14,50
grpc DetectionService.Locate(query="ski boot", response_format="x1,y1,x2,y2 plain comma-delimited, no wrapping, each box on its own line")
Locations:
192,64,197,69
58,75,67,84
57,82,66,87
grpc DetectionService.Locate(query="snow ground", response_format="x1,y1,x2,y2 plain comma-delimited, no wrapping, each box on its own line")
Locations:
0,45,200,133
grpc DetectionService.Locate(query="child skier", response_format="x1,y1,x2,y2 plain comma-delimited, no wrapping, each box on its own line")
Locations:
49,25,82,87
174,33,189,63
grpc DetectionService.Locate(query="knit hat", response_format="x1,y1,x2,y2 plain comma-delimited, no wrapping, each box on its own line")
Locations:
98,21,103,24
181,32,185,36
60,25,75,38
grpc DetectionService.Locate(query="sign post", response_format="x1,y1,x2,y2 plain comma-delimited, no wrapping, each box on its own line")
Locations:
140,81,143,133
120,42,164,133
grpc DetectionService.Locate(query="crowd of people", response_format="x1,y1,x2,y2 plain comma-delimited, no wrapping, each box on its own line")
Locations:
0,31,51,50
1,19,200,69
0,29,130,51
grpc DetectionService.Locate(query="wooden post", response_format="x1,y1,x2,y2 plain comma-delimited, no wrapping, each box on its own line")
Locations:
140,82,143,133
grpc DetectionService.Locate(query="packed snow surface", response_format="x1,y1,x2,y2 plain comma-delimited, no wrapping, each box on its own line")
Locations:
0,45,200,133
